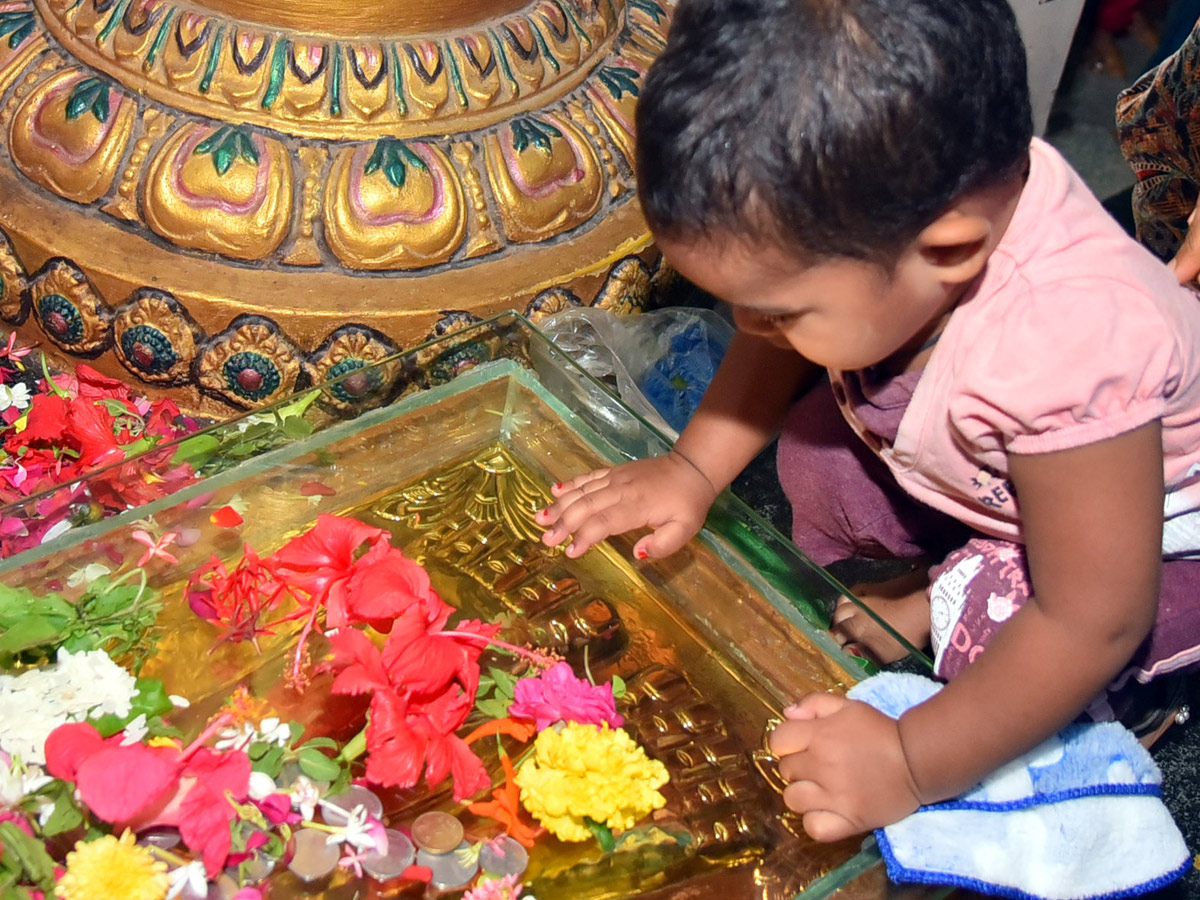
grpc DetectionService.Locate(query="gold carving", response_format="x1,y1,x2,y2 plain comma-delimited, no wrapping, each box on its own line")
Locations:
195,318,306,408
0,228,29,323
282,145,326,267
112,290,202,385
142,122,293,260
28,258,112,356
104,106,174,221
451,139,503,260
9,69,136,203
484,112,604,242
324,140,466,270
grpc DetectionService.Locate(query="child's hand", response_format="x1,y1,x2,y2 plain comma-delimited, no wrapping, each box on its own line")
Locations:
768,693,922,842
537,451,719,559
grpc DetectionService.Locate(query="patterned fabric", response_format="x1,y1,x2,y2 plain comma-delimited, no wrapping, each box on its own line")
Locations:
1117,18,1200,260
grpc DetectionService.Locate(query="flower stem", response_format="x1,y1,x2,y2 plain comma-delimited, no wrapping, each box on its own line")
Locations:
338,725,367,763
182,712,234,761
437,631,555,668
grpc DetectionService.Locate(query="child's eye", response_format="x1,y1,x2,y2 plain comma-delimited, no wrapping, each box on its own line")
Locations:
758,311,794,326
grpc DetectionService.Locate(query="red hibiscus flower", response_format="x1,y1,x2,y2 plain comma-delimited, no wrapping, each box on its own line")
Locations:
269,515,391,626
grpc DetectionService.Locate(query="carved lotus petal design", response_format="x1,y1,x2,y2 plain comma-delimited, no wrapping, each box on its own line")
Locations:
324,139,467,270
9,70,135,203
142,122,293,260
484,113,603,243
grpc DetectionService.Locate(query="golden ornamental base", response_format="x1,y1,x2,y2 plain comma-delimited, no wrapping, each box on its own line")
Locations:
0,0,671,415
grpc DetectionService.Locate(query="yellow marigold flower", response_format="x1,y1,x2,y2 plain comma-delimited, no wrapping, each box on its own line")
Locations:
515,722,669,842
56,831,169,900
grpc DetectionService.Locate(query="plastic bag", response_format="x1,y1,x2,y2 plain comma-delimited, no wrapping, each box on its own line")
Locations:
539,307,733,439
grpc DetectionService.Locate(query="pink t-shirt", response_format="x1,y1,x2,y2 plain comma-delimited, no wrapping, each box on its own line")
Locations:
831,138,1200,557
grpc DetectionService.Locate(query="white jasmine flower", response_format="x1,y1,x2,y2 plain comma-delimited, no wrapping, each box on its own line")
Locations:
166,860,208,900
289,775,321,822
0,756,51,808
65,562,112,589
120,714,149,746
248,771,278,801
0,649,137,765
168,694,190,709
323,806,379,852
214,722,257,751
0,383,30,412
257,717,291,747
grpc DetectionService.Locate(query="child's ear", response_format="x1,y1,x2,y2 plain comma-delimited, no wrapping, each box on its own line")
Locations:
915,210,992,287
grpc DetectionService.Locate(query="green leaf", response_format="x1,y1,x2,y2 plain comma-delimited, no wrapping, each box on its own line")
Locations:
296,748,341,782
0,822,56,889
255,744,284,779
247,740,271,761
65,78,109,122
171,433,220,468
0,617,65,657
487,666,517,698
299,736,339,751
474,697,510,719
130,678,172,719
584,816,615,853
40,791,83,837
610,674,626,698
281,415,313,440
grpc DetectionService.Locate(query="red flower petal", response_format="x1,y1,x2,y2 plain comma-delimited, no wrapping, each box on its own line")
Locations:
75,745,180,823
43,723,105,781
299,481,335,497
210,506,244,528
18,394,69,444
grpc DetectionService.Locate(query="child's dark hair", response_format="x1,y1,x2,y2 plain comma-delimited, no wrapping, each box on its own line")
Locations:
635,0,1034,265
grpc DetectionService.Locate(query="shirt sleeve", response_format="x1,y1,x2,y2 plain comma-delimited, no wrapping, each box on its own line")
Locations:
947,278,1178,456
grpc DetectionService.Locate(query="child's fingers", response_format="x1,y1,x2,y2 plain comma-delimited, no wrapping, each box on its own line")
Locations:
632,520,697,560
550,468,611,498
800,809,859,843
783,691,846,721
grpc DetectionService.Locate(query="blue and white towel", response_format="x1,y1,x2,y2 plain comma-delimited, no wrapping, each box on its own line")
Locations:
848,673,1191,900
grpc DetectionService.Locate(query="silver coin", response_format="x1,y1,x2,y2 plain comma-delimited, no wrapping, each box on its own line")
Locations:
417,841,478,890
287,828,340,882
322,784,384,824
361,829,415,881
479,836,529,878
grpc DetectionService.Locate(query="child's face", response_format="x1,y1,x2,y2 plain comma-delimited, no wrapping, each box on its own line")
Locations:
658,234,958,371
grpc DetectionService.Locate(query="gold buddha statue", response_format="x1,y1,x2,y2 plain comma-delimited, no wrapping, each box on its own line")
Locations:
0,0,670,413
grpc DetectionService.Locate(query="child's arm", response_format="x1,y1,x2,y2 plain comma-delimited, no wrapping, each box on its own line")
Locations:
539,331,815,558
770,421,1165,841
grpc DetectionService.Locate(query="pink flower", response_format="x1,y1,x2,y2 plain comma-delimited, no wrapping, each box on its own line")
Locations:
508,662,623,731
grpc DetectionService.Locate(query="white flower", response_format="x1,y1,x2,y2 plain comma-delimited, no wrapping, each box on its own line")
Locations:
257,717,291,747
0,757,51,808
0,383,30,412
66,563,112,589
166,860,208,900
120,714,149,746
289,775,321,822
169,695,190,709
215,716,290,752
0,649,137,765
248,771,278,801
322,806,379,852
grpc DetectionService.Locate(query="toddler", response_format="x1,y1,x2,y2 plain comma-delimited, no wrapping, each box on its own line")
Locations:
537,0,1200,842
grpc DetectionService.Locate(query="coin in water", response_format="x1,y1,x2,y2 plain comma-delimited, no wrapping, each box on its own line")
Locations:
417,841,478,890
322,784,383,825
362,829,415,881
410,811,464,854
479,836,529,878
287,828,340,882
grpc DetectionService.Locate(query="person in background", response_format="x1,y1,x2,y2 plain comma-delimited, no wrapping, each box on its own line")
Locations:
1119,11,1200,279
539,0,1200,841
